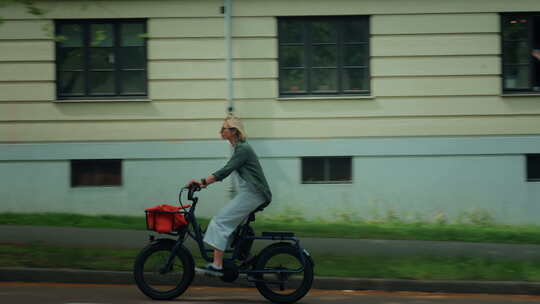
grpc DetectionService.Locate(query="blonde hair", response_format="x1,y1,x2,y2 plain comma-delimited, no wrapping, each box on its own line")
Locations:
223,116,247,142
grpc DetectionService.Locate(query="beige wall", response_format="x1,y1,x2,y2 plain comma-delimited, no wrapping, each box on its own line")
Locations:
1,0,540,142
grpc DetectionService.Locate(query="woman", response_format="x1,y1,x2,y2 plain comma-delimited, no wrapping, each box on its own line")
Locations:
187,116,272,276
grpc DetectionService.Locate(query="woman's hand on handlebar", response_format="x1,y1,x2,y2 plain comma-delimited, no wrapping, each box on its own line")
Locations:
186,175,216,190
186,178,204,189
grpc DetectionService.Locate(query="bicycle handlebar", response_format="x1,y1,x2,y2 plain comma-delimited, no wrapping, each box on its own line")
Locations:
187,184,201,201
178,185,202,208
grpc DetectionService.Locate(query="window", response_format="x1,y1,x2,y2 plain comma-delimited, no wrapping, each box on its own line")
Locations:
527,154,540,182
56,20,147,100
71,159,122,187
301,157,352,183
278,16,370,97
501,13,540,93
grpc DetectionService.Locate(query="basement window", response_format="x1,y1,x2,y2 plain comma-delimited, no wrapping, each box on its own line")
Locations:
71,159,122,187
301,156,352,183
527,154,540,182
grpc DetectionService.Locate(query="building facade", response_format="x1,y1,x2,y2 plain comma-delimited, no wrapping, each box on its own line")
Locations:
1,0,540,224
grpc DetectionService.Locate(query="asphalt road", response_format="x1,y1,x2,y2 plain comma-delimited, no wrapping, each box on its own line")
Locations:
1,283,540,304
4,225,540,259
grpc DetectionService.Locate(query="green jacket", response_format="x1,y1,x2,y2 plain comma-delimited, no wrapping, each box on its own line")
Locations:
212,141,272,204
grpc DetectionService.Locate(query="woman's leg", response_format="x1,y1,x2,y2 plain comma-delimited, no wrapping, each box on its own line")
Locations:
203,190,265,269
213,249,224,268
204,195,263,247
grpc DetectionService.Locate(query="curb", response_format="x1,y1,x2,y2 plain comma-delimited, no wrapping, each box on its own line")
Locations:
1,268,540,295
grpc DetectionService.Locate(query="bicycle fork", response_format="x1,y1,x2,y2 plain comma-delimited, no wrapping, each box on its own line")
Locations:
160,238,187,274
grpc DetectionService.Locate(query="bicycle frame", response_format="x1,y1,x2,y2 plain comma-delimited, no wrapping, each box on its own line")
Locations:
158,187,310,277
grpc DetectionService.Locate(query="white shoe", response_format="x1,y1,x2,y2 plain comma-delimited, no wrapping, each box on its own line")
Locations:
195,263,224,277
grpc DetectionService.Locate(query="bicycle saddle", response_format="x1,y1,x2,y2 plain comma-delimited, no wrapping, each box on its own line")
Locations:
247,201,269,222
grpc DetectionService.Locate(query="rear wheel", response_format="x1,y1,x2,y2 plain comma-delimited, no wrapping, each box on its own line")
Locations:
133,241,194,300
254,244,313,304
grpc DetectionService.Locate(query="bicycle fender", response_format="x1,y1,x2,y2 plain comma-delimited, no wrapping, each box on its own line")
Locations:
256,242,314,273
259,242,313,267
259,242,291,253
302,249,315,268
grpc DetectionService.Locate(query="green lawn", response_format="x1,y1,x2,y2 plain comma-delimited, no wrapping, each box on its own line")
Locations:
1,243,540,281
2,212,540,244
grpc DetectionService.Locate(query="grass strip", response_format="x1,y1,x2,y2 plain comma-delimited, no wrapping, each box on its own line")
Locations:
254,220,540,244
1,243,540,281
2,212,540,244
0,213,146,230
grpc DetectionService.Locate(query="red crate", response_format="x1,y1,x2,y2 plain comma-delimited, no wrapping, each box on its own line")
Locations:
145,204,190,233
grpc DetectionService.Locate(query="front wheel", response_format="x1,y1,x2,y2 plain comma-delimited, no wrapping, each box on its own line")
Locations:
254,244,314,304
133,240,194,300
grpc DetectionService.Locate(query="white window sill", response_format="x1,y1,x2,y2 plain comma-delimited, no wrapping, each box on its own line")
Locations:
54,99,152,103
277,95,375,101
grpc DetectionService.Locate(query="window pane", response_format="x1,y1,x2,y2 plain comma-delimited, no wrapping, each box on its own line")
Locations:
344,19,368,43
503,66,530,89
534,56,540,91
312,45,337,67
344,45,368,66
311,21,336,43
503,17,529,41
279,20,304,43
58,72,85,95
329,157,352,181
119,47,145,69
58,24,83,47
535,16,540,46
121,71,146,94
533,17,540,90
121,23,145,46
91,24,114,47
89,72,115,94
343,68,369,92
527,154,540,181
280,69,306,93
312,68,337,92
58,48,84,70
503,41,530,65
89,48,115,70
280,45,304,67
302,158,324,182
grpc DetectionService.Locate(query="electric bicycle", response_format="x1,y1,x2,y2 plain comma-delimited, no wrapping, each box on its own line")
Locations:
133,185,314,303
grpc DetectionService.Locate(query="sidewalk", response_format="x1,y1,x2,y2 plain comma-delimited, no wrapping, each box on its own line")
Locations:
1,225,540,295
2,225,540,259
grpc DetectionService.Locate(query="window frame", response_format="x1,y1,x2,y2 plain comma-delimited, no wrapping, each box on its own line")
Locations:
301,156,353,184
55,19,148,100
278,16,371,98
501,13,540,94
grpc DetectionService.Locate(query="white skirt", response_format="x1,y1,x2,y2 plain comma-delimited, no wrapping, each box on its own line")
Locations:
203,173,266,251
